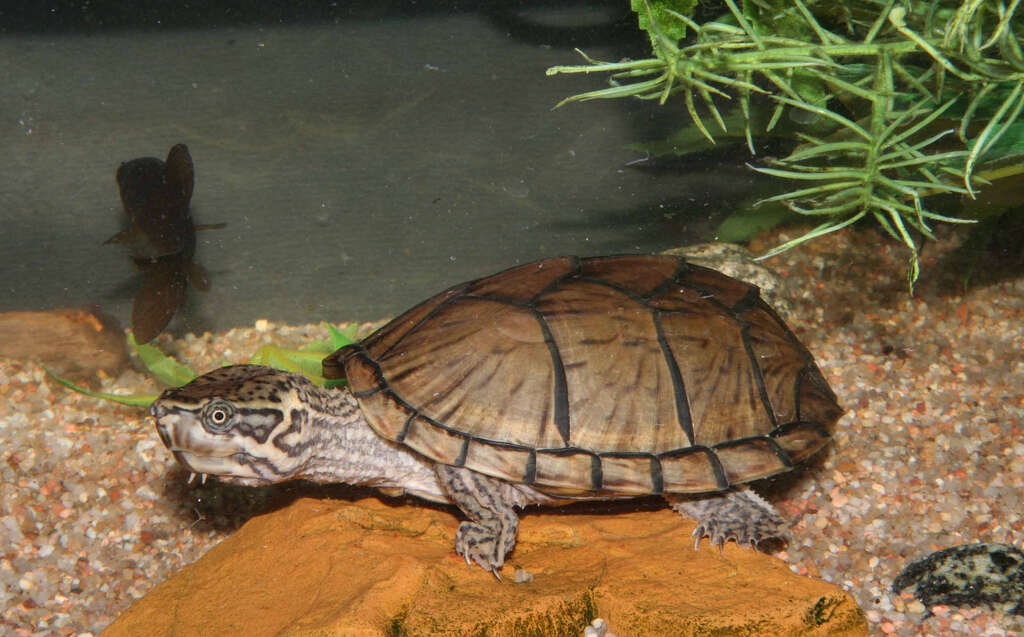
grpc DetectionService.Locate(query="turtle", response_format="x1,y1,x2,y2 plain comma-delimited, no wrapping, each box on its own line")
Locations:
151,254,843,577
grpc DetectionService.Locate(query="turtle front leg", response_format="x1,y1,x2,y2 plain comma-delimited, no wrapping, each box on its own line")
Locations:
436,465,521,578
666,487,786,549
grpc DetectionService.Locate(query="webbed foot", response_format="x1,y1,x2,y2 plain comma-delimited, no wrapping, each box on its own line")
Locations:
667,487,786,549
437,465,521,577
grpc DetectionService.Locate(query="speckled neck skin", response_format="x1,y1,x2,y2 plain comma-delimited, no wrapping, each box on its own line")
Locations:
297,385,451,504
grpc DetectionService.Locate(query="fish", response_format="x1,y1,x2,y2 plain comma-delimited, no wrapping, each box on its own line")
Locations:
106,144,224,344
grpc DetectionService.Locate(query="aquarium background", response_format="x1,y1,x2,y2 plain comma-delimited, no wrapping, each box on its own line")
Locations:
0,0,770,334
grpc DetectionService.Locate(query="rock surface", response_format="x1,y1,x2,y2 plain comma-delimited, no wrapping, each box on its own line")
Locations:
0,306,129,379
106,496,867,636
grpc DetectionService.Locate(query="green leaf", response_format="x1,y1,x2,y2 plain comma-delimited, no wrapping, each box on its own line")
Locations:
327,322,359,349
43,366,159,407
716,201,800,242
246,344,327,383
130,333,198,387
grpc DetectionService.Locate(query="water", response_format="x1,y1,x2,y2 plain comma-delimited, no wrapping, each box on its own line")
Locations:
0,1,768,335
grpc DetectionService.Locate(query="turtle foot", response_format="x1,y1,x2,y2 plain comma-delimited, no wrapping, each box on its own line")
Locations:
438,465,521,578
668,487,787,549
455,520,514,578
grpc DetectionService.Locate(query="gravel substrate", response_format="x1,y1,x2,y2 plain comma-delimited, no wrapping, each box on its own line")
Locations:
2,227,1022,636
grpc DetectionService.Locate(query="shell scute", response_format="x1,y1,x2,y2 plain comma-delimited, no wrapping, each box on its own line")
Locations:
465,256,576,302
324,255,842,495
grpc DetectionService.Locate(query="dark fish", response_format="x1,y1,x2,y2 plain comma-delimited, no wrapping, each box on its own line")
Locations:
106,144,224,344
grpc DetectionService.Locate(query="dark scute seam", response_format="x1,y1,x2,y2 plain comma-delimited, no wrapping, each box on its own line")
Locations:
766,436,794,467
709,434,795,468
649,456,664,494
373,283,470,358
397,413,417,443
639,255,688,301
590,454,603,490
346,347,389,394
653,310,695,445
731,285,761,314
769,420,831,445
524,450,537,484
528,255,582,305
739,322,778,426
532,308,571,446
454,437,470,467
703,447,731,489
573,256,685,306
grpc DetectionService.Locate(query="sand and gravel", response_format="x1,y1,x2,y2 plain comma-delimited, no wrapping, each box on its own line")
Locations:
1,227,1022,636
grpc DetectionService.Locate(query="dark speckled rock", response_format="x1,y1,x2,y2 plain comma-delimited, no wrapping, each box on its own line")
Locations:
893,543,1024,616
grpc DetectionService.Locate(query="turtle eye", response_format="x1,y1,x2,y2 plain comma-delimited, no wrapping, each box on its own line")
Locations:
202,400,235,433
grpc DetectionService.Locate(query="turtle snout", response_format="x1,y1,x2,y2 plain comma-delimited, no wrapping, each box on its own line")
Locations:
155,421,173,448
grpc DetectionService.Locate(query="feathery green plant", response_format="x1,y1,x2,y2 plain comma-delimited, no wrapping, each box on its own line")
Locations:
547,0,1024,287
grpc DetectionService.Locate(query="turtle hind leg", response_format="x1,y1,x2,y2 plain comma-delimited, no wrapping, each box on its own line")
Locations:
666,487,787,550
436,465,522,578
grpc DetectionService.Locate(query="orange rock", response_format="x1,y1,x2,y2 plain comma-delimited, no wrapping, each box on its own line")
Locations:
107,497,867,636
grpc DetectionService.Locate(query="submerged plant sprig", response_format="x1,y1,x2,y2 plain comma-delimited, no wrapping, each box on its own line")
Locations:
547,0,1024,286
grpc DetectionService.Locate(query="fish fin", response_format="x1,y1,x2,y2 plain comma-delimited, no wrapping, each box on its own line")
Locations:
131,259,188,344
187,262,211,292
165,144,194,204
107,226,170,260
103,228,134,245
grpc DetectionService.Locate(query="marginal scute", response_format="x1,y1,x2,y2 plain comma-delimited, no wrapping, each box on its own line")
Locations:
578,254,680,293
772,422,832,463
713,438,790,484
402,416,467,466
533,450,597,491
601,455,657,494
466,256,576,302
462,440,534,483
330,255,842,496
659,449,725,492
680,263,757,307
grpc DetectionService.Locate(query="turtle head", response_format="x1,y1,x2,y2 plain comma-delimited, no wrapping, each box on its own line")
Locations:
150,365,322,486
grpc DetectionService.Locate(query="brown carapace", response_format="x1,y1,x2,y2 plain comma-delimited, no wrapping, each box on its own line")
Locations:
325,255,842,497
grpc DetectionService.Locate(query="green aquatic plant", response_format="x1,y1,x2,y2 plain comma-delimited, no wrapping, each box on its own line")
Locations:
547,0,1024,287
46,323,358,407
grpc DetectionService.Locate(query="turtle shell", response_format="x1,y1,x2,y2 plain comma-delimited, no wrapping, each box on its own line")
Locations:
323,255,842,497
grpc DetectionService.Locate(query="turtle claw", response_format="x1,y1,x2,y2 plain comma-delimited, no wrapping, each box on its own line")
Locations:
186,472,210,486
